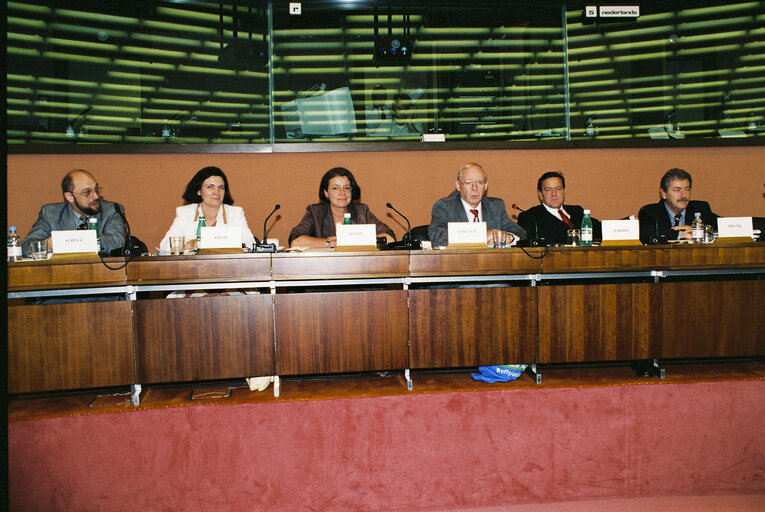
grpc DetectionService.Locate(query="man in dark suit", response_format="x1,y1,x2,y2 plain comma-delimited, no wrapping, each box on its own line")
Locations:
517,171,601,245
638,168,719,244
21,169,126,257
428,162,526,247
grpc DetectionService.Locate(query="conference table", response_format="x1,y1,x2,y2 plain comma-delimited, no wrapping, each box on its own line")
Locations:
7,243,764,402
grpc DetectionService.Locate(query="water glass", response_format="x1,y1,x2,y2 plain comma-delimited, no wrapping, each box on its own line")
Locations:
492,231,507,248
703,225,715,244
169,236,184,254
566,229,580,246
31,240,47,260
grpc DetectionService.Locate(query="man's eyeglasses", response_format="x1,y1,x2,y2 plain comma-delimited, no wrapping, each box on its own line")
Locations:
459,180,486,188
71,186,103,198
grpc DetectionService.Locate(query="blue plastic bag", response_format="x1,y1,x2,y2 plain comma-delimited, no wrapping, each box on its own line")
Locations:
471,364,528,383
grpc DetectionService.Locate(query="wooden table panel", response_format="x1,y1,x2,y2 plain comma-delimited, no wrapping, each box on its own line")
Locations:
538,283,662,363
409,249,543,276
8,257,127,290
542,246,671,273
272,251,409,279
409,287,538,368
275,290,409,374
8,301,134,393
661,280,764,358
135,294,275,383
127,254,270,284
667,243,765,269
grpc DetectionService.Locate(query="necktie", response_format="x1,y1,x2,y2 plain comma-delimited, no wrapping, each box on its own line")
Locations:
77,215,88,230
470,209,479,222
673,214,681,227
558,209,574,228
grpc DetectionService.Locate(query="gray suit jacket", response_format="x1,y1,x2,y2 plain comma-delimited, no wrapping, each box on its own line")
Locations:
21,200,127,257
428,190,526,247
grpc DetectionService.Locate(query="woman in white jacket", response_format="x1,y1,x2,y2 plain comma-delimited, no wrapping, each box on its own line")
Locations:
159,166,256,253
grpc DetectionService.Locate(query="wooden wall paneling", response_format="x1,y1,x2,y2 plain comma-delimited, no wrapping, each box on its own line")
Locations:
8,301,134,393
127,254,271,284
542,246,671,273
537,283,662,363
274,290,409,375
272,252,410,280
660,280,764,358
8,258,127,290
667,244,765,269
134,294,275,383
409,250,542,276
408,287,538,368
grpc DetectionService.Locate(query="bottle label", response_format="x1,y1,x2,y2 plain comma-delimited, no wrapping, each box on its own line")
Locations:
581,227,593,241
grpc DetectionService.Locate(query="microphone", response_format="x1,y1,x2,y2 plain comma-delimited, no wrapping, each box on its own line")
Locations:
110,203,136,257
386,202,419,249
512,203,545,247
639,206,665,245
255,204,280,253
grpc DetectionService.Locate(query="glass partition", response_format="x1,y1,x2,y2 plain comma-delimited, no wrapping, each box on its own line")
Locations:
6,0,764,149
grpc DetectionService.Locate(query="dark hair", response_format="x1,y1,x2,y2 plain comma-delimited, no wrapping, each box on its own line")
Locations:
660,168,692,191
61,169,94,195
318,167,361,202
182,166,234,204
537,171,566,191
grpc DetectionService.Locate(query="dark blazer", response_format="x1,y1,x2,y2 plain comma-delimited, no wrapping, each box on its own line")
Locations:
428,190,526,247
288,202,395,244
518,204,602,245
21,200,126,257
638,199,719,244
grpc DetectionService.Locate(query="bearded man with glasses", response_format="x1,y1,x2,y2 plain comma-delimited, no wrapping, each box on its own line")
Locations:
21,169,127,257
428,162,526,248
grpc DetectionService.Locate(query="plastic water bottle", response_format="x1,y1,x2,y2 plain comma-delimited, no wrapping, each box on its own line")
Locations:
691,212,704,243
343,213,352,225
88,217,101,252
7,226,22,262
196,214,206,251
580,210,593,246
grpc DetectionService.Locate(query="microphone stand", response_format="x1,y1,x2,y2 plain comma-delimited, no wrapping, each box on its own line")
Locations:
386,202,419,249
512,204,546,247
255,204,280,253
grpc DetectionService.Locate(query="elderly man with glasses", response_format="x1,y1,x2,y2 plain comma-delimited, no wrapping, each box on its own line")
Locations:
428,162,526,248
21,169,126,257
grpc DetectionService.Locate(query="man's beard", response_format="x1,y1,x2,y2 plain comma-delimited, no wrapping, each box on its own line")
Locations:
74,196,101,216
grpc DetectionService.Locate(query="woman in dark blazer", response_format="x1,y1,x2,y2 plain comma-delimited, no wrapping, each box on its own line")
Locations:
288,167,396,248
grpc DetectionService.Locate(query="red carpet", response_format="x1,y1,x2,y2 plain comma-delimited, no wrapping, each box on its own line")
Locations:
9,380,765,511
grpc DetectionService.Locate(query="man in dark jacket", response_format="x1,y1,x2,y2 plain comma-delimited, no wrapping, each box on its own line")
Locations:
518,171,601,245
638,168,719,244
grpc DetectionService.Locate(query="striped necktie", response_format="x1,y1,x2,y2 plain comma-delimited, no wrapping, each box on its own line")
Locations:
470,209,479,222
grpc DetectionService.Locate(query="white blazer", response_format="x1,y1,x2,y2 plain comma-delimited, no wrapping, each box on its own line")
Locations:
159,203,256,253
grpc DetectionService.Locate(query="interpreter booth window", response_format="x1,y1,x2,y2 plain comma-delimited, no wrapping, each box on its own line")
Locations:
271,1,566,142
5,0,764,147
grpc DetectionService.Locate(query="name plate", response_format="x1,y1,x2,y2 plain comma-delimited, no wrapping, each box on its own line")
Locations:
201,226,242,249
447,222,487,246
336,223,377,247
601,219,640,241
717,217,753,238
51,230,99,254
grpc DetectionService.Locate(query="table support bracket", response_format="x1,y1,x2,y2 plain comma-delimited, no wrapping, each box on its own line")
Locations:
131,384,142,406
404,369,412,390
273,375,280,397
528,364,542,384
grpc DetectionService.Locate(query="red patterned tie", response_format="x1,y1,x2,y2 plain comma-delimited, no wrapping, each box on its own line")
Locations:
558,209,574,228
470,209,479,222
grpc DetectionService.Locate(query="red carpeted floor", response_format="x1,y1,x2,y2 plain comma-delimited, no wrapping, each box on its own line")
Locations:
8,366,765,511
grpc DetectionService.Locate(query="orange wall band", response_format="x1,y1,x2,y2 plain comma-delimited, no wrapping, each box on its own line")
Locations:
7,147,765,250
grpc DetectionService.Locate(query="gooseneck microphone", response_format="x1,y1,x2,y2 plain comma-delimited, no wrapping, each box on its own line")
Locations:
256,204,280,253
386,202,413,245
512,203,543,246
111,203,134,257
